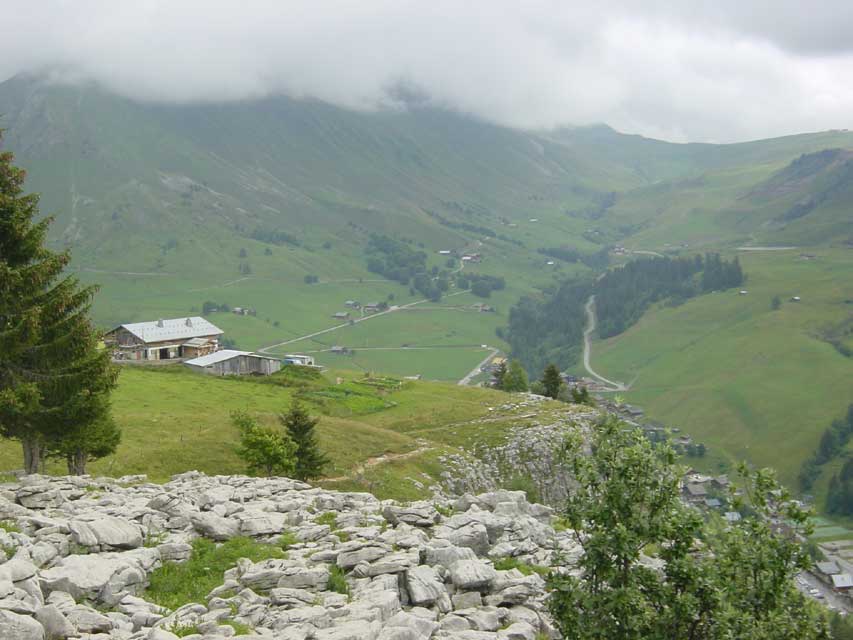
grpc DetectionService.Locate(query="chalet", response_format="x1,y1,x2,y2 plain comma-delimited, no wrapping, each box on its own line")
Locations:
332,312,350,320
105,317,223,361
330,346,347,354
364,302,382,313
684,483,708,502
283,354,316,366
345,300,360,308
184,350,282,376
816,561,841,585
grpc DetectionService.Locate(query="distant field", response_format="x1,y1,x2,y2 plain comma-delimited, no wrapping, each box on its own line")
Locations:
0,365,541,500
590,248,853,492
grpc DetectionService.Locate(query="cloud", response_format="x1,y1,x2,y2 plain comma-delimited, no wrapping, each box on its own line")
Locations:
1,0,852,142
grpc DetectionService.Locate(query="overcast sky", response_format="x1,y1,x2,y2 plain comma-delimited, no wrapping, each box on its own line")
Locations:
3,0,853,142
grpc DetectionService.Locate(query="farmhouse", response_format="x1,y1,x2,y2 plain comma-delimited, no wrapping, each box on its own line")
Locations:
105,317,223,361
332,311,350,320
184,350,282,376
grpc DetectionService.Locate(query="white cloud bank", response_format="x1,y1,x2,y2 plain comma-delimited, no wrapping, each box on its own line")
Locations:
2,0,853,142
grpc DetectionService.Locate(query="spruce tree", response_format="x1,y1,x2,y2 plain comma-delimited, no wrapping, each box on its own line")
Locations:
0,134,118,473
541,363,563,399
280,402,329,481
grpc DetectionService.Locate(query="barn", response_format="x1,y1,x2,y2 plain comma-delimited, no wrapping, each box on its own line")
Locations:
183,350,282,376
105,317,223,361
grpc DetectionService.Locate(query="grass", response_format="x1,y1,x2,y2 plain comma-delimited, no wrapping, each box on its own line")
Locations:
591,248,853,498
327,565,350,597
145,537,285,611
492,556,551,576
0,363,536,501
0,521,20,534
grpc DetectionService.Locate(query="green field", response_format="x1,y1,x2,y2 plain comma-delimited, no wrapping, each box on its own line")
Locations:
0,365,549,500
590,248,853,492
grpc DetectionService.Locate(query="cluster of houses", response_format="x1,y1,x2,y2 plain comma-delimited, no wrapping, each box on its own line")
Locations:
104,317,314,377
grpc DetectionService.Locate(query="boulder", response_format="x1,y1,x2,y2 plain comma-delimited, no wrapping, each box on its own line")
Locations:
70,517,143,549
449,560,497,591
0,609,44,640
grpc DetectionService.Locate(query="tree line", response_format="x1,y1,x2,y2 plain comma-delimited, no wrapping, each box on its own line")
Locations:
504,253,745,376
799,404,853,491
596,253,744,338
501,279,591,375
0,135,120,476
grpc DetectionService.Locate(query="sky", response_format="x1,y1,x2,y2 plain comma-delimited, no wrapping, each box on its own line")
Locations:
2,1,853,142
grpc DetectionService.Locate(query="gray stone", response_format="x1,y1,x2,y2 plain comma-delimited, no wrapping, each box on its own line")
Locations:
0,609,44,640
35,604,75,640
405,565,445,606
189,512,240,540
70,517,143,549
449,560,497,591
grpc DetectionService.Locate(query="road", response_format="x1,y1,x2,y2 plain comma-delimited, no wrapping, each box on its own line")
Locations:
257,290,469,354
582,295,627,391
458,348,500,386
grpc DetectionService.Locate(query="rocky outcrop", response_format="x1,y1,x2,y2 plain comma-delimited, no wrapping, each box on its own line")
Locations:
0,472,582,639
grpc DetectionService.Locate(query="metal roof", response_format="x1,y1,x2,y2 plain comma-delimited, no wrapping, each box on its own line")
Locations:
184,350,250,367
832,573,853,589
116,317,223,343
817,561,841,575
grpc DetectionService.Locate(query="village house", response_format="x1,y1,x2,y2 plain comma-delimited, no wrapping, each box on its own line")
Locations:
184,350,282,376
364,302,382,313
683,483,708,502
332,311,350,320
815,561,841,585
344,300,360,308
104,317,223,362
283,354,316,366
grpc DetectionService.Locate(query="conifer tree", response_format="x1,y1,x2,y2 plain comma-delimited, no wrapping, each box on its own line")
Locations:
501,360,529,392
280,402,329,481
541,363,563,399
0,134,118,473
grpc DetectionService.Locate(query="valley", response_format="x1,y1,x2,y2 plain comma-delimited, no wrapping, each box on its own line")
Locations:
0,73,852,520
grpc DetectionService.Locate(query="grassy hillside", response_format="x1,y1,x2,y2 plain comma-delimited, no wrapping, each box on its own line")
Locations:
589,248,853,491
0,365,558,500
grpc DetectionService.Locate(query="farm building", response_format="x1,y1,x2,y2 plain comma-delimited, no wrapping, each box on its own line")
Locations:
332,311,350,320
105,317,223,361
283,354,316,366
184,350,282,376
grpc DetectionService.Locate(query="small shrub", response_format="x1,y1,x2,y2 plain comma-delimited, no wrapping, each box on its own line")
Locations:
0,520,20,534
433,504,454,518
279,530,299,551
493,556,550,577
315,512,338,529
327,565,350,596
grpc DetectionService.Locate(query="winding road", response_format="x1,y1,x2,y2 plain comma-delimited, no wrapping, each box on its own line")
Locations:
582,295,628,391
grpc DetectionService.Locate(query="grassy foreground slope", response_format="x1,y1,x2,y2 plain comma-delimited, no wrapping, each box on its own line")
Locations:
0,365,552,500
590,248,853,490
